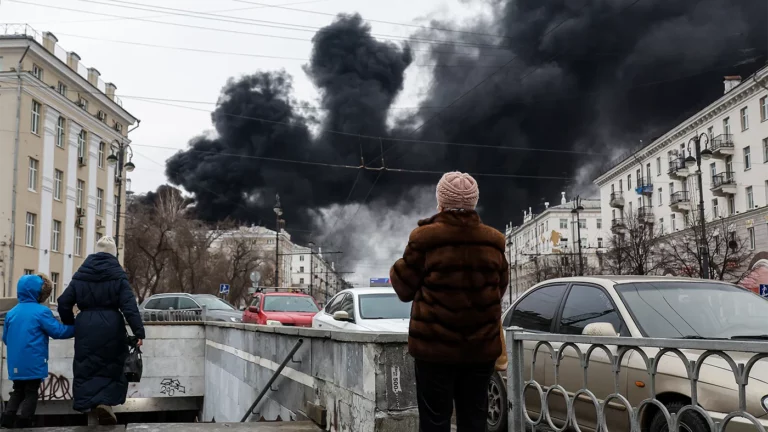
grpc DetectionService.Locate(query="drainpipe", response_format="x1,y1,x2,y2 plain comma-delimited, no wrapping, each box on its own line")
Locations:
7,44,31,298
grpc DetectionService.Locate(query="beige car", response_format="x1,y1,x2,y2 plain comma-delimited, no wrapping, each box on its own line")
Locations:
488,276,768,432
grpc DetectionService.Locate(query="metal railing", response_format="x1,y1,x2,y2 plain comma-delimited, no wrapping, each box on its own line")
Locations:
141,309,203,322
638,206,654,220
611,218,626,228
670,190,691,205
668,157,686,174
710,134,735,152
507,328,768,432
712,171,736,189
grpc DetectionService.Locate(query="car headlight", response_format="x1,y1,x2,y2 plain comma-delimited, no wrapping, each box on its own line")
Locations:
266,320,283,326
229,317,241,323
762,395,768,413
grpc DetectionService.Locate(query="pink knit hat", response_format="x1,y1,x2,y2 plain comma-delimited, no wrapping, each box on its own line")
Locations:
436,171,479,211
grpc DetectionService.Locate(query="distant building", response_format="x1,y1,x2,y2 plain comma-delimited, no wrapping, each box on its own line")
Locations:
0,27,138,299
210,225,293,289
290,245,340,305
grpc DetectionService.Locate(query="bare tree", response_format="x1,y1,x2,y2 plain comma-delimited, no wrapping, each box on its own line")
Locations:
604,214,663,275
658,213,754,281
211,231,275,307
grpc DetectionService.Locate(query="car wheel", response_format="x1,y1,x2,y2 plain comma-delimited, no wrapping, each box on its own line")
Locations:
487,372,507,432
650,401,708,432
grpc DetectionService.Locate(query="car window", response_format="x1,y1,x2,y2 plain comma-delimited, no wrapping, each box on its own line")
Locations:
250,296,261,308
325,293,344,314
263,296,318,312
558,285,624,336
358,294,411,319
339,293,355,319
178,297,199,310
505,284,567,332
145,297,178,310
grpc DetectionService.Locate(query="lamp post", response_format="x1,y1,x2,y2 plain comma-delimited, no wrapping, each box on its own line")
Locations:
571,196,585,276
505,234,513,306
106,140,135,259
308,241,315,299
273,194,283,291
685,133,714,279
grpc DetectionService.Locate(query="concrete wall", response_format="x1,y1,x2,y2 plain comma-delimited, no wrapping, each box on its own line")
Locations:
203,323,417,432
0,324,205,414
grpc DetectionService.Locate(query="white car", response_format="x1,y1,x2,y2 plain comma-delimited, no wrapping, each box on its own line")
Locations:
312,287,411,332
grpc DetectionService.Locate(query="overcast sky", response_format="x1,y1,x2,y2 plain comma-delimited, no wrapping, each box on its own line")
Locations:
2,0,485,195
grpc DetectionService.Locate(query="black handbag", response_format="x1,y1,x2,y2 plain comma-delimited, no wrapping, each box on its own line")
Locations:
124,337,143,383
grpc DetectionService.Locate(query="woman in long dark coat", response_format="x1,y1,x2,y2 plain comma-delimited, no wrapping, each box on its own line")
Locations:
58,236,145,425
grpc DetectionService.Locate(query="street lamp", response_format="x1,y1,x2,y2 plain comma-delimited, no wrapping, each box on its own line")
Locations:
687,133,712,279
107,140,135,258
571,196,585,276
308,241,315,298
273,194,283,291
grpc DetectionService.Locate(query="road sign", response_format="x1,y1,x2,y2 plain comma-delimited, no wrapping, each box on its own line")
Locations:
219,284,230,294
760,284,768,298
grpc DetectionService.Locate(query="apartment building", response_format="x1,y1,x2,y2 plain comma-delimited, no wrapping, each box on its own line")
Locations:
290,245,339,305
0,28,138,299
210,225,294,289
594,67,768,289
505,193,604,307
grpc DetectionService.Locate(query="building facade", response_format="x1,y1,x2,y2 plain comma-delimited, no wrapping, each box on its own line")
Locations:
290,245,339,306
0,28,138,299
505,193,604,308
595,67,768,290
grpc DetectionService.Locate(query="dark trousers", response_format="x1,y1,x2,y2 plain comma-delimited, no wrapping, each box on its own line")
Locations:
414,359,494,432
2,379,42,427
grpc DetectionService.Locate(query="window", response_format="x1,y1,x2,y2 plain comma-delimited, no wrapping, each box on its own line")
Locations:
726,155,733,173
761,96,768,122
763,138,768,163
597,238,603,248
24,269,34,276
560,219,567,229
178,297,200,310
299,277,305,284
741,107,749,131
78,97,89,111
298,266,304,273
748,227,756,250
656,157,661,176
723,117,731,135
558,285,623,335
32,64,43,80
300,255,305,262
646,163,651,182
578,219,586,229
505,284,567,331
669,182,674,194
338,293,355,319
746,186,754,210
28,158,38,191
714,235,721,255
144,297,178,310
728,196,735,215
50,273,59,304
671,214,676,231
25,212,36,247
580,237,587,248
52,220,61,252
619,179,623,191
596,219,602,229
78,130,87,159
611,184,615,193
636,169,641,184
56,117,66,148
708,126,714,141
75,227,83,256
76,179,84,208
54,169,63,201
659,218,665,234
31,100,41,134
658,188,662,206
744,146,751,170
57,81,67,97
97,188,104,216
98,142,105,168
712,199,719,218
710,163,716,183
627,175,632,190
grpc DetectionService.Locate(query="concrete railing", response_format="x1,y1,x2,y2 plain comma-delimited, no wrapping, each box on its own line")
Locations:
203,323,415,431
506,328,768,432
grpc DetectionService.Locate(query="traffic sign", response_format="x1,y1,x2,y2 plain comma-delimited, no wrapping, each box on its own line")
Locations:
760,284,768,298
219,284,230,294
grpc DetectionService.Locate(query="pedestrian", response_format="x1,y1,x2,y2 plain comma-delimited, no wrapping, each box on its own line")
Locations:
390,171,509,432
2,274,75,428
57,236,145,425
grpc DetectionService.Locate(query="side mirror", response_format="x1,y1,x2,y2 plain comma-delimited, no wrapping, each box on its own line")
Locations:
582,322,619,337
332,311,351,322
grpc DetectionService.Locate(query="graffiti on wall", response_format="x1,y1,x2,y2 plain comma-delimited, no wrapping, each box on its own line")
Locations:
160,378,185,396
39,373,71,401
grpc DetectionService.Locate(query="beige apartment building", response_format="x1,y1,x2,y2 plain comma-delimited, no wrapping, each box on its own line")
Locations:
0,27,138,299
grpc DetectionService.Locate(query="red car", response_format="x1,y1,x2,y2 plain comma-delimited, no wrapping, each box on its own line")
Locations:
242,292,320,327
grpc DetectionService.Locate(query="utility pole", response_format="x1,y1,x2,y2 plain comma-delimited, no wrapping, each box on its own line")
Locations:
308,241,315,299
571,196,585,276
273,194,283,291
505,231,513,306
685,133,713,279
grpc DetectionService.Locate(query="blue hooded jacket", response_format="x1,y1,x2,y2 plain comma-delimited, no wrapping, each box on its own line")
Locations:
2,275,75,380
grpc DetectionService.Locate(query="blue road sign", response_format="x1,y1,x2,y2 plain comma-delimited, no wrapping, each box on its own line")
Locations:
370,278,390,285
760,284,768,298
219,284,230,294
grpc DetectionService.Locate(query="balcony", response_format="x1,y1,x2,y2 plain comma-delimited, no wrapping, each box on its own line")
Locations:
638,206,655,224
711,171,737,196
611,218,627,234
635,178,653,196
668,157,688,178
709,134,735,157
669,190,692,212
609,191,625,208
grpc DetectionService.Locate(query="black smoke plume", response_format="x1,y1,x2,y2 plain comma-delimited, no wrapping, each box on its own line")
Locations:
167,1,766,243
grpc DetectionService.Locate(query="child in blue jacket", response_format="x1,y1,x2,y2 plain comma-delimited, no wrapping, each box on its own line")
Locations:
1,274,74,428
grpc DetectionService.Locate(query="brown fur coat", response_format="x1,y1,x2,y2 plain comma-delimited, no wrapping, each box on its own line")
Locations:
390,210,508,363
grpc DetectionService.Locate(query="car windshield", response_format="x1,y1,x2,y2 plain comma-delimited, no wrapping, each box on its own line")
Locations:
616,281,768,339
359,294,411,319
194,296,235,311
263,296,318,313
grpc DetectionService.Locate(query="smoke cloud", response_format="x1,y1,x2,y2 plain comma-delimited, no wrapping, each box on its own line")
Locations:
166,2,767,278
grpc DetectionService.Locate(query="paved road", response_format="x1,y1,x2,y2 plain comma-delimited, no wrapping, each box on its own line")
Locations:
17,423,321,431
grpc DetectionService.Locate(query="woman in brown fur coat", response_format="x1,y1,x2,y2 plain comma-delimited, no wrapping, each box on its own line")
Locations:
390,171,509,432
